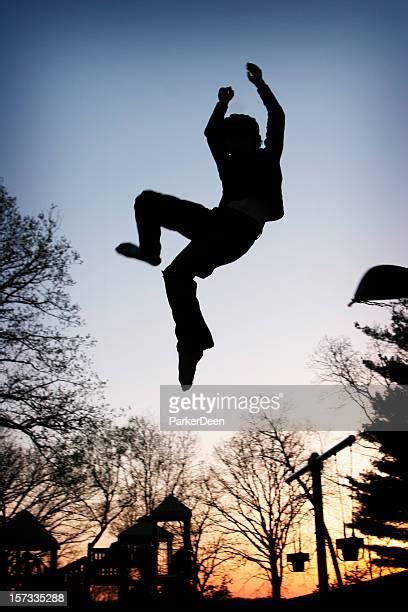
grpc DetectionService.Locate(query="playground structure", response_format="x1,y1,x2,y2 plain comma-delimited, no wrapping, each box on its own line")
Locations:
60,494,195,604
286,435,366,593
0,510,60,590
0,495,195,605
286,252,408,589
0,450,370,602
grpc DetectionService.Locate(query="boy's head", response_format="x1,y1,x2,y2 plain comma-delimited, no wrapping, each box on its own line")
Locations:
223,114,262,155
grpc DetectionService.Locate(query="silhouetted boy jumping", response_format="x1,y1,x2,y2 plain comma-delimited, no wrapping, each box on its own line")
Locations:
116,63,285,390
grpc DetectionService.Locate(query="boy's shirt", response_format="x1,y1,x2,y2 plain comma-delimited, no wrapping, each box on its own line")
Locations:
204,80,285,223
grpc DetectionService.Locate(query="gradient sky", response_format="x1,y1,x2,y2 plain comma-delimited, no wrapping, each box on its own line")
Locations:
1,3,407,402
2,0,408,435
2,0,407,411
2,0,406,597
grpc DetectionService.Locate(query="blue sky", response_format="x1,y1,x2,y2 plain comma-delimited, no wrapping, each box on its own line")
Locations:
1,0,407,417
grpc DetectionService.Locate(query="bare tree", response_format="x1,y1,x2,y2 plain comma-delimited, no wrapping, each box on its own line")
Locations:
311,335,386,421
110,419,237,597
113,416,198,526
0,184,105,448
184,469,241,598
191,501,237,598
52,419,135,550
206,425,309,600
0,434,91,566
1,419,136,564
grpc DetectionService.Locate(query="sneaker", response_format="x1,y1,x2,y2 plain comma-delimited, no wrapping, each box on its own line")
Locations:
115,242,161,266
178,347,204,391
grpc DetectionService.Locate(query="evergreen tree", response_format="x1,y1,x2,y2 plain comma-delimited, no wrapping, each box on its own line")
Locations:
314,300,408,569
352,301,408,568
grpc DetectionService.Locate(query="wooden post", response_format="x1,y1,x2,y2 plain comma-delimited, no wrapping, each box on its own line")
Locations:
309,453,329,594
150,521,159,598
50,547,58,573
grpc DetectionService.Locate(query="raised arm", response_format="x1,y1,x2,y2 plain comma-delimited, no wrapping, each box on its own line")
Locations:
246,63,285,160
204,86,234,169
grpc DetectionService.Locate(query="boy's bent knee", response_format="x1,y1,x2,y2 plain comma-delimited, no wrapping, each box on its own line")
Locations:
163,263,195,286
163,263,180,282
134,190,159,208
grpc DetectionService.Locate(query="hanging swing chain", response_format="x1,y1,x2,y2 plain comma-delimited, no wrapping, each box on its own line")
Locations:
293,519,302,553
335,454,347,538
350,446,356,537
298,520,302,553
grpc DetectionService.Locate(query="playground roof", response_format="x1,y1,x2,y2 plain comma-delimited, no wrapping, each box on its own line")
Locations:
0,510,59,550
118,516,173,542
151,495,192,521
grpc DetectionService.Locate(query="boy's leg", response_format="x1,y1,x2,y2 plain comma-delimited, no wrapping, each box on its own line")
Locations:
163,213,261,388
116,190,213,263
163,253,214,354
162,245,213,390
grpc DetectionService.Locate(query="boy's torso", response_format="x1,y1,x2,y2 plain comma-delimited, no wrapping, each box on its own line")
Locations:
217,148,284,222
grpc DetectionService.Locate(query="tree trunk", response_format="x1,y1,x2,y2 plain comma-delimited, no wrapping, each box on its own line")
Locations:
270,539,281,600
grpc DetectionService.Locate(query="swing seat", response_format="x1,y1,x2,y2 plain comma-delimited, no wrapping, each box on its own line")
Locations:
336,536,364,561
287,552,310,572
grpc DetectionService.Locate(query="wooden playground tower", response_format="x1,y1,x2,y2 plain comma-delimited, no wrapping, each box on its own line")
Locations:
61,494,195,604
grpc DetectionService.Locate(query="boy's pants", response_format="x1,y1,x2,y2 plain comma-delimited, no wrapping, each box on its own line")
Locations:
134,190,263,352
